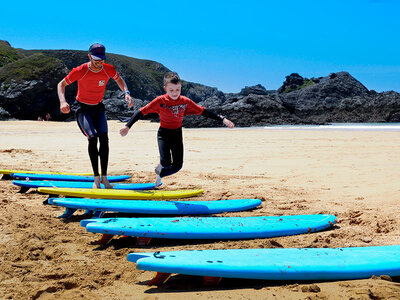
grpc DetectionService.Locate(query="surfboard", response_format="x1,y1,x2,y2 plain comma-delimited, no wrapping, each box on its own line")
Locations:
83,214,336,239
12,180,160,192
38,187,204,200
11,173,130,182
128,245,400,282
49,198,262,218
0,169,92,180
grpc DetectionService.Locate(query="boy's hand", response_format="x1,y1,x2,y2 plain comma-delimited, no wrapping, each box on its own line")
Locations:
120,126,130,137
223,118,235,128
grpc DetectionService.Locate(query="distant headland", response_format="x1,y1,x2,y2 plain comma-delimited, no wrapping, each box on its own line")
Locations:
1,40,399,126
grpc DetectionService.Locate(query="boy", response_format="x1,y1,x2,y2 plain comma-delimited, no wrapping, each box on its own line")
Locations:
58,43,133,188
120,72,234,186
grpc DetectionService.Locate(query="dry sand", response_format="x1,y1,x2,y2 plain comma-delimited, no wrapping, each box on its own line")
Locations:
0,120,399,299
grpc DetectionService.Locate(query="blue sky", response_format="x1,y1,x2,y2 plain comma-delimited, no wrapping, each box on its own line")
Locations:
1,0,399,93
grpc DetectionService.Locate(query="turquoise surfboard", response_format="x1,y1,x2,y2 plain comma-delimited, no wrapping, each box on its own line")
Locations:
49,198,262,218
128,246,400,281
11,173,130,182
83,214,336,239
12,180,160,192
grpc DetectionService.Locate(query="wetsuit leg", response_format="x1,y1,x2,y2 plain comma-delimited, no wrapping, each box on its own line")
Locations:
158,127,183,178
88,137,99,176
93,112,109,176
98,133,109,176
157,127,172,169
77,111,100,176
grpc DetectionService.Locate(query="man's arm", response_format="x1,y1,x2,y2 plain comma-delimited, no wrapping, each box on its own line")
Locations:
115,76,133,107
57,79,70,114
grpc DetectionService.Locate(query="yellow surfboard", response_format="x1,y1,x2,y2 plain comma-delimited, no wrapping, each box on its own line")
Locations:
0,169,93,176
38,187,204,200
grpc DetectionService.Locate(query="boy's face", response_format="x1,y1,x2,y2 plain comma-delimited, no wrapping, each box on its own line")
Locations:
164,83,181,100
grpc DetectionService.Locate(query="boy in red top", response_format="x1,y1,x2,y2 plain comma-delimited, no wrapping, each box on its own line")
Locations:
120,72,234,186
57,43,133,188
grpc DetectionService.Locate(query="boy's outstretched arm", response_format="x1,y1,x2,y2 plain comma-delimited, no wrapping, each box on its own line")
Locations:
120,110,144,136
201,109,235,128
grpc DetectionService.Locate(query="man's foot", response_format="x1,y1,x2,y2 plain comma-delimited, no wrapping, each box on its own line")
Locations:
93,176,101,189
101,177,114,189
155,176,162,188
155,164,162,175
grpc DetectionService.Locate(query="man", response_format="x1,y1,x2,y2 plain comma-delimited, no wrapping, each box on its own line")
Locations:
57,43,133,188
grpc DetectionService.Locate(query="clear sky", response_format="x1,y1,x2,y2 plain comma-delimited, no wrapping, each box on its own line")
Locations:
1,0,399,93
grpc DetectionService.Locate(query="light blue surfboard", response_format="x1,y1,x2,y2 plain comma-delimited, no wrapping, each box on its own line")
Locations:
12,180,160,192
128,245,400,281
11,173,130,182
49,198,262,218
83,214,336,239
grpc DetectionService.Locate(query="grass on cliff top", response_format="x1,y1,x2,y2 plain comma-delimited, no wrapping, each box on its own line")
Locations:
0,53,64,84
0,40,25,68
283,79,314,93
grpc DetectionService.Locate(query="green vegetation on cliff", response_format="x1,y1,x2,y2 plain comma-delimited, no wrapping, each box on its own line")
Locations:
0,53,66,84
0,40,25,68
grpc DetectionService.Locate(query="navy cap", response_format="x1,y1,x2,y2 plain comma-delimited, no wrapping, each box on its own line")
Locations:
89,43,106,60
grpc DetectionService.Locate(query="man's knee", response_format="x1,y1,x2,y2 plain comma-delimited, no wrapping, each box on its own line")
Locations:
99,133,109,144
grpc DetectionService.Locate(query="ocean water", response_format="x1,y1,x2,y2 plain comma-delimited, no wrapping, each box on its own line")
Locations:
264,123,400,131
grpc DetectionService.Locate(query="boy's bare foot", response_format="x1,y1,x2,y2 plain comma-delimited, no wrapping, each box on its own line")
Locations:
93,176,101,189
101,176,114,189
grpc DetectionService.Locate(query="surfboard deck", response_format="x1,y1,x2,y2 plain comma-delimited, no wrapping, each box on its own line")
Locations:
49,198,262,218
0,169,92,180
0,169,93,175
38,187,204,200
83,214,336,239
128,245,400,281
12,173,130,182
12,180,160,191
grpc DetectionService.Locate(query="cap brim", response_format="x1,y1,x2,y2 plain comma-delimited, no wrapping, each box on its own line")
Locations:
91,54,106,60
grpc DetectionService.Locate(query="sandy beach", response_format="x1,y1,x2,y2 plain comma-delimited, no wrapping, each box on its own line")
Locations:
0,120,399,299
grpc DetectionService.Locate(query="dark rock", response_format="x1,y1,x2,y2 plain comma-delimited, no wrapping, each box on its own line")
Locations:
239,84,269,96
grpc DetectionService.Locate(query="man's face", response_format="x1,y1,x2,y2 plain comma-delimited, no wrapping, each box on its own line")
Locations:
164,83,181,100
89,55,104,69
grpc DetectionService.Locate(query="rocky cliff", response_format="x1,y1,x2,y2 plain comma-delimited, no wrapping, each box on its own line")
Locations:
1,40,399,126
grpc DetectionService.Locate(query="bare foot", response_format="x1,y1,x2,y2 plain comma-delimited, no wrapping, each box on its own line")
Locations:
93,176,101,189
101,176,114,189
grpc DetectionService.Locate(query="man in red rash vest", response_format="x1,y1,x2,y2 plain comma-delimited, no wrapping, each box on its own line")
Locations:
57,43,133,188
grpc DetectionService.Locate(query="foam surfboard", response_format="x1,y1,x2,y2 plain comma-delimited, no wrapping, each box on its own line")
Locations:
49,198,262,218
83,214,336,239
12,173,130,182
128,245,400,282
0,169,92,180
38,187,204,200
12,180,160,192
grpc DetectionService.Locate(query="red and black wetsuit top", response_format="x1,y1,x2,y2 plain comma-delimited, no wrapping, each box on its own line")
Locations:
64,63,119,105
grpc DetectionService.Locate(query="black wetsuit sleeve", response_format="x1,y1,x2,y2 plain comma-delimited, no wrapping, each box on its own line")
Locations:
201,109,224,122
126,110,144,128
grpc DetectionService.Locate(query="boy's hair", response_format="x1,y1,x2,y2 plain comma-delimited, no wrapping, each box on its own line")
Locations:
164,72,181,86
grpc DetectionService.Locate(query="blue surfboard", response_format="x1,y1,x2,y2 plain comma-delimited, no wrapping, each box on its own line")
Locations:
83,214,336,239
12,180,160,191
11,173,130,182
49,198,262,218
128,245,400,281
